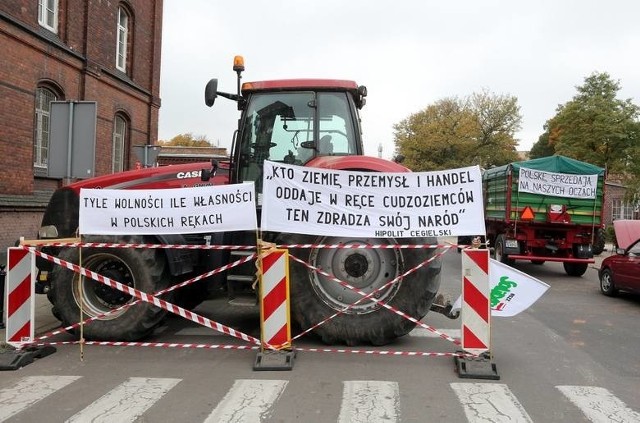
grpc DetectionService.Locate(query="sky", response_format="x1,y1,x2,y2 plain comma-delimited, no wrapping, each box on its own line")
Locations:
158,0,640,159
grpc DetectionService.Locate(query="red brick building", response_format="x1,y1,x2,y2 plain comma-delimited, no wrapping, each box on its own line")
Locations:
0,0,163,253
604,181,638,226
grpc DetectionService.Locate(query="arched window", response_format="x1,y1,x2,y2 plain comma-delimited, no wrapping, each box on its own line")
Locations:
34,85,60,168
116,5,131,72
112,114,129,172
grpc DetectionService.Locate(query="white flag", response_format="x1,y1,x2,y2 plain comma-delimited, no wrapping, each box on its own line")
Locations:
451,259,550,317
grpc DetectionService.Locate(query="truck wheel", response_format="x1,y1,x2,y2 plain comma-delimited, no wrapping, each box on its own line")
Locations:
494,235,514,266
599,269,618,296
49,235,171,341
592,228,606,256
278,234,441,346
563,262,588,277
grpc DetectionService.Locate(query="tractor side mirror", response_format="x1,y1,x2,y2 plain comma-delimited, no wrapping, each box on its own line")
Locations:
205,79,219,107
201,159,219,181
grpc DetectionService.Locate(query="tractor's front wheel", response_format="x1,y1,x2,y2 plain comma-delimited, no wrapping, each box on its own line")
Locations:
278,234,441,346
49,236,171,341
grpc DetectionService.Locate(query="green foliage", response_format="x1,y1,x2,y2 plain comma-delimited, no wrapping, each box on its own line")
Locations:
393,90,521,171
618,121,640,202
544,72,639,174
605,225,616,244
158,133,212,147
528,127,555,159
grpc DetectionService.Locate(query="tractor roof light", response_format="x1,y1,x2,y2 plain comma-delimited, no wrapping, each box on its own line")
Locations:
233,55,245,73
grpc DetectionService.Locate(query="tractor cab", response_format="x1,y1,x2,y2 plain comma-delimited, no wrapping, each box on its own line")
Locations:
204,56,368,193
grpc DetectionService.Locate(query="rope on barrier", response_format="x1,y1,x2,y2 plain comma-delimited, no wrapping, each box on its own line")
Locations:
19,242,258,250
19,241,472,358
288,246,462,347
20,241,470,250
29,248,264,347
32,253,258,342
26,341,474,357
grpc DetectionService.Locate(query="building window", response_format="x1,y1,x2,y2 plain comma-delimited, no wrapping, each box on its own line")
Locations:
116,6,130,72
611,198,634,220
38,0,59,33
112,114,127,172
34,87,58,168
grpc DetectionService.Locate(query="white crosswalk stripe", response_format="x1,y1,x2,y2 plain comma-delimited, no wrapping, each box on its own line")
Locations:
1,375,639,422
450,382,534,422
409,327,461,339
65,377,181,423
203,379,288,423
0,375,81,422
338,381,400,423
557,385,640,423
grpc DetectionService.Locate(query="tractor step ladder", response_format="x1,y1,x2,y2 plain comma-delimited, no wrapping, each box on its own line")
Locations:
227,251,258,306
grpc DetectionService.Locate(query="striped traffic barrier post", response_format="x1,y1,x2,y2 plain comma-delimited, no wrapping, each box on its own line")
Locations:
5,247,35,347
254,248,295,370
455,248,499,379
1,247,56,371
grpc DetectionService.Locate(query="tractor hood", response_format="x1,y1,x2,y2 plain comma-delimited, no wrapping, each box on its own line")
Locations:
306,155,410,173
612,219,640,250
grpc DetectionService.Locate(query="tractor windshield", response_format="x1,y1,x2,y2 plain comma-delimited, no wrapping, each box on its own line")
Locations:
236,91,359,191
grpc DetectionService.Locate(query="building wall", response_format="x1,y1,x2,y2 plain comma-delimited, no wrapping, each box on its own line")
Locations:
0,1,163,257
603,182,638,227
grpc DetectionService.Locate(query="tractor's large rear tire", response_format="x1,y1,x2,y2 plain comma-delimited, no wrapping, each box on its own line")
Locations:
49,235,172,341
278,234,441,346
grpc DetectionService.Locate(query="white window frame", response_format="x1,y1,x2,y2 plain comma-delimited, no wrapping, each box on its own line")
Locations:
116,7,129,72
612,198,634,220
38,0,59,33
112,115,127,172
34,87,57,168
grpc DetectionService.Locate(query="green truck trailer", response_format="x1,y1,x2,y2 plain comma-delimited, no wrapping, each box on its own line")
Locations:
483,155,605,276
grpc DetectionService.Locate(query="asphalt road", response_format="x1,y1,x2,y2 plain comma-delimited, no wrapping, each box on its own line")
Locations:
1,247,639,422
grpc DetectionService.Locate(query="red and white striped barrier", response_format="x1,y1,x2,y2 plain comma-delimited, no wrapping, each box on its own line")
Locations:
31,248,263,346
15,240,485,366
5,247,35,347
28,340,474,357
32,253,258,343
287,247,460,346
259,249,291,350
21,241,457,250
460,249,491,356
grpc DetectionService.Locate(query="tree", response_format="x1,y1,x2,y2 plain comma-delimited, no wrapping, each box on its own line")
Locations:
158,133,212,147
528,128,555,159
393,90,521,171
543,72,639,174
618,120,640,202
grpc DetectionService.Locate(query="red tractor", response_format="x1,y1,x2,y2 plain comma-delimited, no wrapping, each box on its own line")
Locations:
37,56,442,345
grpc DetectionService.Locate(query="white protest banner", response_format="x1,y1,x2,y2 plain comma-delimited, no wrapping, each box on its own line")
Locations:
451,258,550,317
79,183,257,235
518,167,598,199
261,161,485,238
